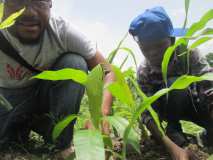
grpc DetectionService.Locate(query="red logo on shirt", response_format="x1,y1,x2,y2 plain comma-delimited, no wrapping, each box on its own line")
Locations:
6,64,31,80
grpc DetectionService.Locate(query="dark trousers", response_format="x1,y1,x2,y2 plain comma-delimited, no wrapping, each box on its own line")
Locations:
159,88,213,136
0,53,88,150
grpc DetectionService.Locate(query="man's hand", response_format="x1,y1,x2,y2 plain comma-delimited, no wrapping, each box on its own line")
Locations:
86,50,115,135
84,119,94,130
170,147,200,160
84,119,111,135
163,136,200,160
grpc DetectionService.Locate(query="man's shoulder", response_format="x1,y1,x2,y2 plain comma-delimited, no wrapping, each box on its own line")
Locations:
48,16,67,32
48,16,81,35
48,16,89,44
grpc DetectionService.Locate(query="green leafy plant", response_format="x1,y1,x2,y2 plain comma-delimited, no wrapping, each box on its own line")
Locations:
0,3,25,29
31,1,213,159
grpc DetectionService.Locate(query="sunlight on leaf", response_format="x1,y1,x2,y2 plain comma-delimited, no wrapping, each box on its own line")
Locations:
107,66,134,106
108,116,140,153
74,130,105,160
86,65,104,129
186,9,213,37
190,37,212,49
0,7,25,29
33,68,88,85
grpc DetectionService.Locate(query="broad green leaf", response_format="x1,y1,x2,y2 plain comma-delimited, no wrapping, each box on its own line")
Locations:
183,28,213,40
140,73,213,112
190,37,212,49
145,74,213,106
107,66,134,106
107,82,134,106
107,116,140,154
143,74,213,116
0,8,25,29
161,38,187,86
208,155,213,160
33,68,88,85
86,65,104,129
133,88,170,133
201,72,213,81
0,3,4,22
52,115,78,141
183,0,190,28
186,9,213,37
199,28,213,36
111,65,125,83
170,73,213,90
103,135,113,149
74,130,105,160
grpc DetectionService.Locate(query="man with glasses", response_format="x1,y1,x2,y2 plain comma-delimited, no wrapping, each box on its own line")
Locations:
129,6,213,160
0,0,114,159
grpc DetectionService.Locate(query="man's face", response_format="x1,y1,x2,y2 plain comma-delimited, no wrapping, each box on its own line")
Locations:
3,0,52,44
138,38,172,67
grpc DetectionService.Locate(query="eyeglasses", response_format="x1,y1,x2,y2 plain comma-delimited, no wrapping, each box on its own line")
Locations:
5,0,51,10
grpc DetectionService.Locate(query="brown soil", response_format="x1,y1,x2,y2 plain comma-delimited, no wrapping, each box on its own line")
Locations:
0,138,212,160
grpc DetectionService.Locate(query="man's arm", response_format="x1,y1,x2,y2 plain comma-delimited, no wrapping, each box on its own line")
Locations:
138,65,199,160
146,119,199,160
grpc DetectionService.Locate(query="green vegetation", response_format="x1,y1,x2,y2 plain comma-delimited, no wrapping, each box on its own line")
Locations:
0,1,213,160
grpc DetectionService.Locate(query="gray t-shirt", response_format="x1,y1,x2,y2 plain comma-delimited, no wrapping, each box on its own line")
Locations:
0,16,96,88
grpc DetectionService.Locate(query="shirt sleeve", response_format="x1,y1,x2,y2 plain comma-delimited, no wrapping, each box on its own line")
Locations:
54,17,96,60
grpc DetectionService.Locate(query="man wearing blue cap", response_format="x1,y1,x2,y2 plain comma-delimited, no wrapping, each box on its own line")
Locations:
129,6,213,160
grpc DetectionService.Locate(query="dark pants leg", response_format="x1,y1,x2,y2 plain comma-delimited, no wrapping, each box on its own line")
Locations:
32,53,88,150
162,89,194,146
164,87,213,146
0,86,38,148
0,53,88,150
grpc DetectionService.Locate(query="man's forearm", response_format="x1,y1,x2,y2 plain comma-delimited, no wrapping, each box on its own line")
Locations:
102,71,115,116
146,119,188,159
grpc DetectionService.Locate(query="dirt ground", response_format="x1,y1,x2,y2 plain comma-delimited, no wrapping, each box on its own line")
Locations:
125,139,212,160
0,135,212,160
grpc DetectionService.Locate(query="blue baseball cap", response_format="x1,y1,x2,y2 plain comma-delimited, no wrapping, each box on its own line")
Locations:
129,6,187,42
